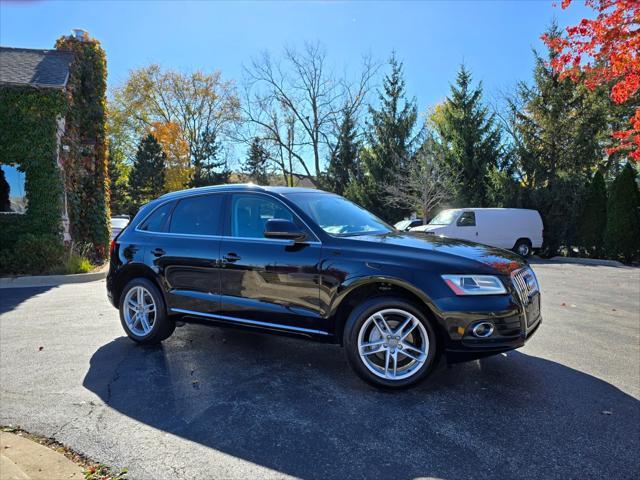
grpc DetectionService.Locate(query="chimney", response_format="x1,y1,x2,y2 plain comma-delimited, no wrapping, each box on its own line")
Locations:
71,29,88,41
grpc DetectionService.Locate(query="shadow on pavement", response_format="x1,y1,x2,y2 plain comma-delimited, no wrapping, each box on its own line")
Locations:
0,286,55,316
83,324,639,479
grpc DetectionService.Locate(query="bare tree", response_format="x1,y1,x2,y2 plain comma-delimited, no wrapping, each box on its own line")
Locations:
240,42,378,184
383,138,458,223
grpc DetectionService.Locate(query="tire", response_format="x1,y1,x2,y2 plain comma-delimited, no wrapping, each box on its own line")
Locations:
119,278,175,344
513,239,532,258
343,296,438,389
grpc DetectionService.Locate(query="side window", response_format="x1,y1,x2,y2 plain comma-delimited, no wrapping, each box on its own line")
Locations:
138,202,174,232
169,194,223,236
231,194,299,239
457,211,476,227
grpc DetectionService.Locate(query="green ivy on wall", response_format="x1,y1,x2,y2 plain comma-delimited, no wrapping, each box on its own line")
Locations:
55,35,110,262
0,87,67,251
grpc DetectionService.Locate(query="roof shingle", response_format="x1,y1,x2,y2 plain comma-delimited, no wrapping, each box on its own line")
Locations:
0,47,74,89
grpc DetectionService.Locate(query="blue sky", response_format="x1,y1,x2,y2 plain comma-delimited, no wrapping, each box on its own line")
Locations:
1,0,593,192
1,0,592,105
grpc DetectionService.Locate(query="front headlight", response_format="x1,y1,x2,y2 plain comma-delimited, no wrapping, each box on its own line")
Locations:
442,274,507,295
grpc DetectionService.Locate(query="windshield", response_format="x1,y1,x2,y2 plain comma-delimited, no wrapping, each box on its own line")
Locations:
428,210,459,226
287,193,393,236
394,220,410,230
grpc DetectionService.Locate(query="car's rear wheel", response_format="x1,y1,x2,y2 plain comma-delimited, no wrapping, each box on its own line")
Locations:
343,297,437,389
119,278,175,344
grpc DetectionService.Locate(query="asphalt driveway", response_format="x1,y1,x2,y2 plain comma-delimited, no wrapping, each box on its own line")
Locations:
1,261,639,479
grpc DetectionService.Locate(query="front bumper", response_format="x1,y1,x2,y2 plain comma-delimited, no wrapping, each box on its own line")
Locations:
441,291,542,362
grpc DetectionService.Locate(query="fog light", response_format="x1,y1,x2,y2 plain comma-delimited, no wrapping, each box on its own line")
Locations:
472,322,494,338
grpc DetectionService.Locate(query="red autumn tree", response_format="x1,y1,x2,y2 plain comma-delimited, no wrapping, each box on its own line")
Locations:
543,0,639,160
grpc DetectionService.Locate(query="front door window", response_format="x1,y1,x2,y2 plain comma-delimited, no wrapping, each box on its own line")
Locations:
230,194,302,239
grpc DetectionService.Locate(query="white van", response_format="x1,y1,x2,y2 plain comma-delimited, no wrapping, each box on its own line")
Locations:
410,208,543,257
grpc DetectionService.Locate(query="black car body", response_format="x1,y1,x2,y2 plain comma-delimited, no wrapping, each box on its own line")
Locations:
107,184,541,388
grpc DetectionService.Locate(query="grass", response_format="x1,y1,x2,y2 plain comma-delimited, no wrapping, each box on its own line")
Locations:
65,252,93,274
1,426,127,480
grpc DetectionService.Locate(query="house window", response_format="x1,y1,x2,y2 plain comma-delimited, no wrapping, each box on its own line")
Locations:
0,164,27,214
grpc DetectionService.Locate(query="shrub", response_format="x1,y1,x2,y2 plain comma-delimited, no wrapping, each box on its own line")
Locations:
0,234,64,275
604,163,640,263
66,254,92,274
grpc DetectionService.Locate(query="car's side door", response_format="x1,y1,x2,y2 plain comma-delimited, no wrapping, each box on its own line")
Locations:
147,193,224,316
218,192,325,335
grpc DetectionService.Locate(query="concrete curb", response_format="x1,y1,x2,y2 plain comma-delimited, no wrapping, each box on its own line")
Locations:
0,432,84,479
0,265,108,289
548,256,625,267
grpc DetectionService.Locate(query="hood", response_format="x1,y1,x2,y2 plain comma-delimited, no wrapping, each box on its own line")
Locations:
345,231,526,275
416,225,446,233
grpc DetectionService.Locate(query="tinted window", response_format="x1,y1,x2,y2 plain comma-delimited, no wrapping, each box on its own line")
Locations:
457,211,476,227
169,195,223,235
138,202,174,232
231,194,298,239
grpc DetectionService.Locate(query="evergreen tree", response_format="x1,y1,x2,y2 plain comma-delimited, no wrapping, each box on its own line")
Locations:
325,107,360,196
432,65,502,207
129,134,166,211
507,24,609,254
190,128,230,187
108,145,131,215
356,53,420,221
0,166,10,212
604,163,640,262
243,137,270,185
578,170,607,256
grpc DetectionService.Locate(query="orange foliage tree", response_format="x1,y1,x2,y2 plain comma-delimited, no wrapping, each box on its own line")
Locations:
543,0,639,160
150,122,192,192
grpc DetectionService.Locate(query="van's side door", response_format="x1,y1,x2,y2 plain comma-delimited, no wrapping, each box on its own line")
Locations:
451,211,479,242
149,193,224,316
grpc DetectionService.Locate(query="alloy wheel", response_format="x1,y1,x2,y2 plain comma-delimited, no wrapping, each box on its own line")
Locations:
357,308,429,380
123,286,156,336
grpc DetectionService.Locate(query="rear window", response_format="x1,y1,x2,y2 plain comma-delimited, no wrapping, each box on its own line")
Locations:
169,194,223,236
138,202,174,232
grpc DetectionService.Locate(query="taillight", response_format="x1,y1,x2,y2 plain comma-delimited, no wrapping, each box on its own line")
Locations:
109,239,116,257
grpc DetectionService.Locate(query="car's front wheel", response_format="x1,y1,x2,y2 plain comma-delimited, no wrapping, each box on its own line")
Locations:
119,278,175,344
343,297,437,389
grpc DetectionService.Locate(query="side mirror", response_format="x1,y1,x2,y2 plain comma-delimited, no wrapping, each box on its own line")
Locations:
264,219,307,242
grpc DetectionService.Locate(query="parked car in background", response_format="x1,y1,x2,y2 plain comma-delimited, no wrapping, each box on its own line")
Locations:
107,185,541,389
110,215,130,240
411,208,543,257
394,219,424,231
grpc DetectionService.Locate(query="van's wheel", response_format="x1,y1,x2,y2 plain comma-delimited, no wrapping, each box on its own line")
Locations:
119,278,175,344
514,239,532,257
343,297,437,389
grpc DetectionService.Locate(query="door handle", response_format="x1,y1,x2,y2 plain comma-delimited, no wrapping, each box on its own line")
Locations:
151,248,165,257
223,252,241,263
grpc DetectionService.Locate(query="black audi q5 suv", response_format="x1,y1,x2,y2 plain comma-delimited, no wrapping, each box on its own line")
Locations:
107,184,541,388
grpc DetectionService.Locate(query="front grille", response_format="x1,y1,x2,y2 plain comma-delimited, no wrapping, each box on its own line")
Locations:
511,267,539,304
